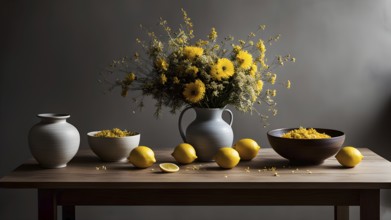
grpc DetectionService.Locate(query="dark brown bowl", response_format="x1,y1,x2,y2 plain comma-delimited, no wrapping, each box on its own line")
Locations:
267,128,345,165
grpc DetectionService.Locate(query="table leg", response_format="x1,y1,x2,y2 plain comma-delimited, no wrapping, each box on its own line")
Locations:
360,189,380,220
62,205,75,220
38,189,57,220
334,206,349,220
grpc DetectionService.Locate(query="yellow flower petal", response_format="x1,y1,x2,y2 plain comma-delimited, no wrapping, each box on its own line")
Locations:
236,50,253,70
183,46,203,60
210,58,235,81
183,79,206,103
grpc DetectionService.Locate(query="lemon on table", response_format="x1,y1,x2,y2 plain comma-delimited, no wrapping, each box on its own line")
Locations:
233,138,261,161
128,146,156,168
159,163,180,173
335,146,364,168
171,143,198,164
214,147,240,169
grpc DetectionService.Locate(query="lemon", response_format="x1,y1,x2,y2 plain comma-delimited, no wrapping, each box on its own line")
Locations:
214,147,240,169
233,138,261,161
335,146,364,168
128,146,156,168
159,163,180,173
171,143,198,164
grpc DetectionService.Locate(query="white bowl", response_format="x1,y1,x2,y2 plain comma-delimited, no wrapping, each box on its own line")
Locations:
87,131,140,162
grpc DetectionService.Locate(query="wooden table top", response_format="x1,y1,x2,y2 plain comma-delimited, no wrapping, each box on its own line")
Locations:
1,148,391,189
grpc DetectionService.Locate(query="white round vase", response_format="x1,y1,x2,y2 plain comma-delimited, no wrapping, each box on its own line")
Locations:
179,107,234,161
28,113,80,168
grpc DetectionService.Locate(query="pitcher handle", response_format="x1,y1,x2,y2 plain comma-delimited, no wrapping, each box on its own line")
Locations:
224,108,233,126
178,106,192,142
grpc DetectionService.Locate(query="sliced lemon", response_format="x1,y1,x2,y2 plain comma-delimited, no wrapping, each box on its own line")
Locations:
159,163,180,173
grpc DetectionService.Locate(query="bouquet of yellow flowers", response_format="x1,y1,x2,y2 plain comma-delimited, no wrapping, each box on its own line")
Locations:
102,9,294,124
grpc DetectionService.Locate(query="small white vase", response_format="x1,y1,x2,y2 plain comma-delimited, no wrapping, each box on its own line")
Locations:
28,113,80,168
179,107,234,161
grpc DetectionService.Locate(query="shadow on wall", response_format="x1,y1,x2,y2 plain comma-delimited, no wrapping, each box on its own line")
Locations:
360,71,391,208
367,98,391,159
372,97,391,209
363,69,391,159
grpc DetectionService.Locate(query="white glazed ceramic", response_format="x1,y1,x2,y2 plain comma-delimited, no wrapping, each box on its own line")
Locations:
28,113,80,168
87,131,140,162
179,107,234,161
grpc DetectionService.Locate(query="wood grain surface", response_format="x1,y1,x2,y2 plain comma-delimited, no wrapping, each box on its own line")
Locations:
1,148,391,189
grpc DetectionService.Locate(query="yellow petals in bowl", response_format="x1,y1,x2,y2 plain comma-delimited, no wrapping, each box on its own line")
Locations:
88,128,140,162
94,128,138,138
267,128,345,164
282,127,331,139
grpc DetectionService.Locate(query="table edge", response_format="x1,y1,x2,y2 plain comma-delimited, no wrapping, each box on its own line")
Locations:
1,182,391,189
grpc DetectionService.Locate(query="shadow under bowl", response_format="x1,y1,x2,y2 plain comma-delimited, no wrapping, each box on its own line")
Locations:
267,128,345,165
87,131,140,162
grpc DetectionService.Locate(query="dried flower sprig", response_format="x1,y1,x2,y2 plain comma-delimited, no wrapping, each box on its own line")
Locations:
100,9,294,124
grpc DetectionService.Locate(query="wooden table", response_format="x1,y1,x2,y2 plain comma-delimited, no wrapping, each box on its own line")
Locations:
1,148,391,220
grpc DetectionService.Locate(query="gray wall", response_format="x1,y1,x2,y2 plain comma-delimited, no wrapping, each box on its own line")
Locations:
1,0,391,219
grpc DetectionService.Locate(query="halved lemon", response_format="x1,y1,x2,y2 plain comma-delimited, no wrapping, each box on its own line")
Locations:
159,163,180,173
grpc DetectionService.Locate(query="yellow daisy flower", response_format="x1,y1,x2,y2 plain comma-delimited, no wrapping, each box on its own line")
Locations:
183,79,206,103
183,46,203,60
186,66,199,77
210,58,235,81
236,50,253,70
155,57,169,71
